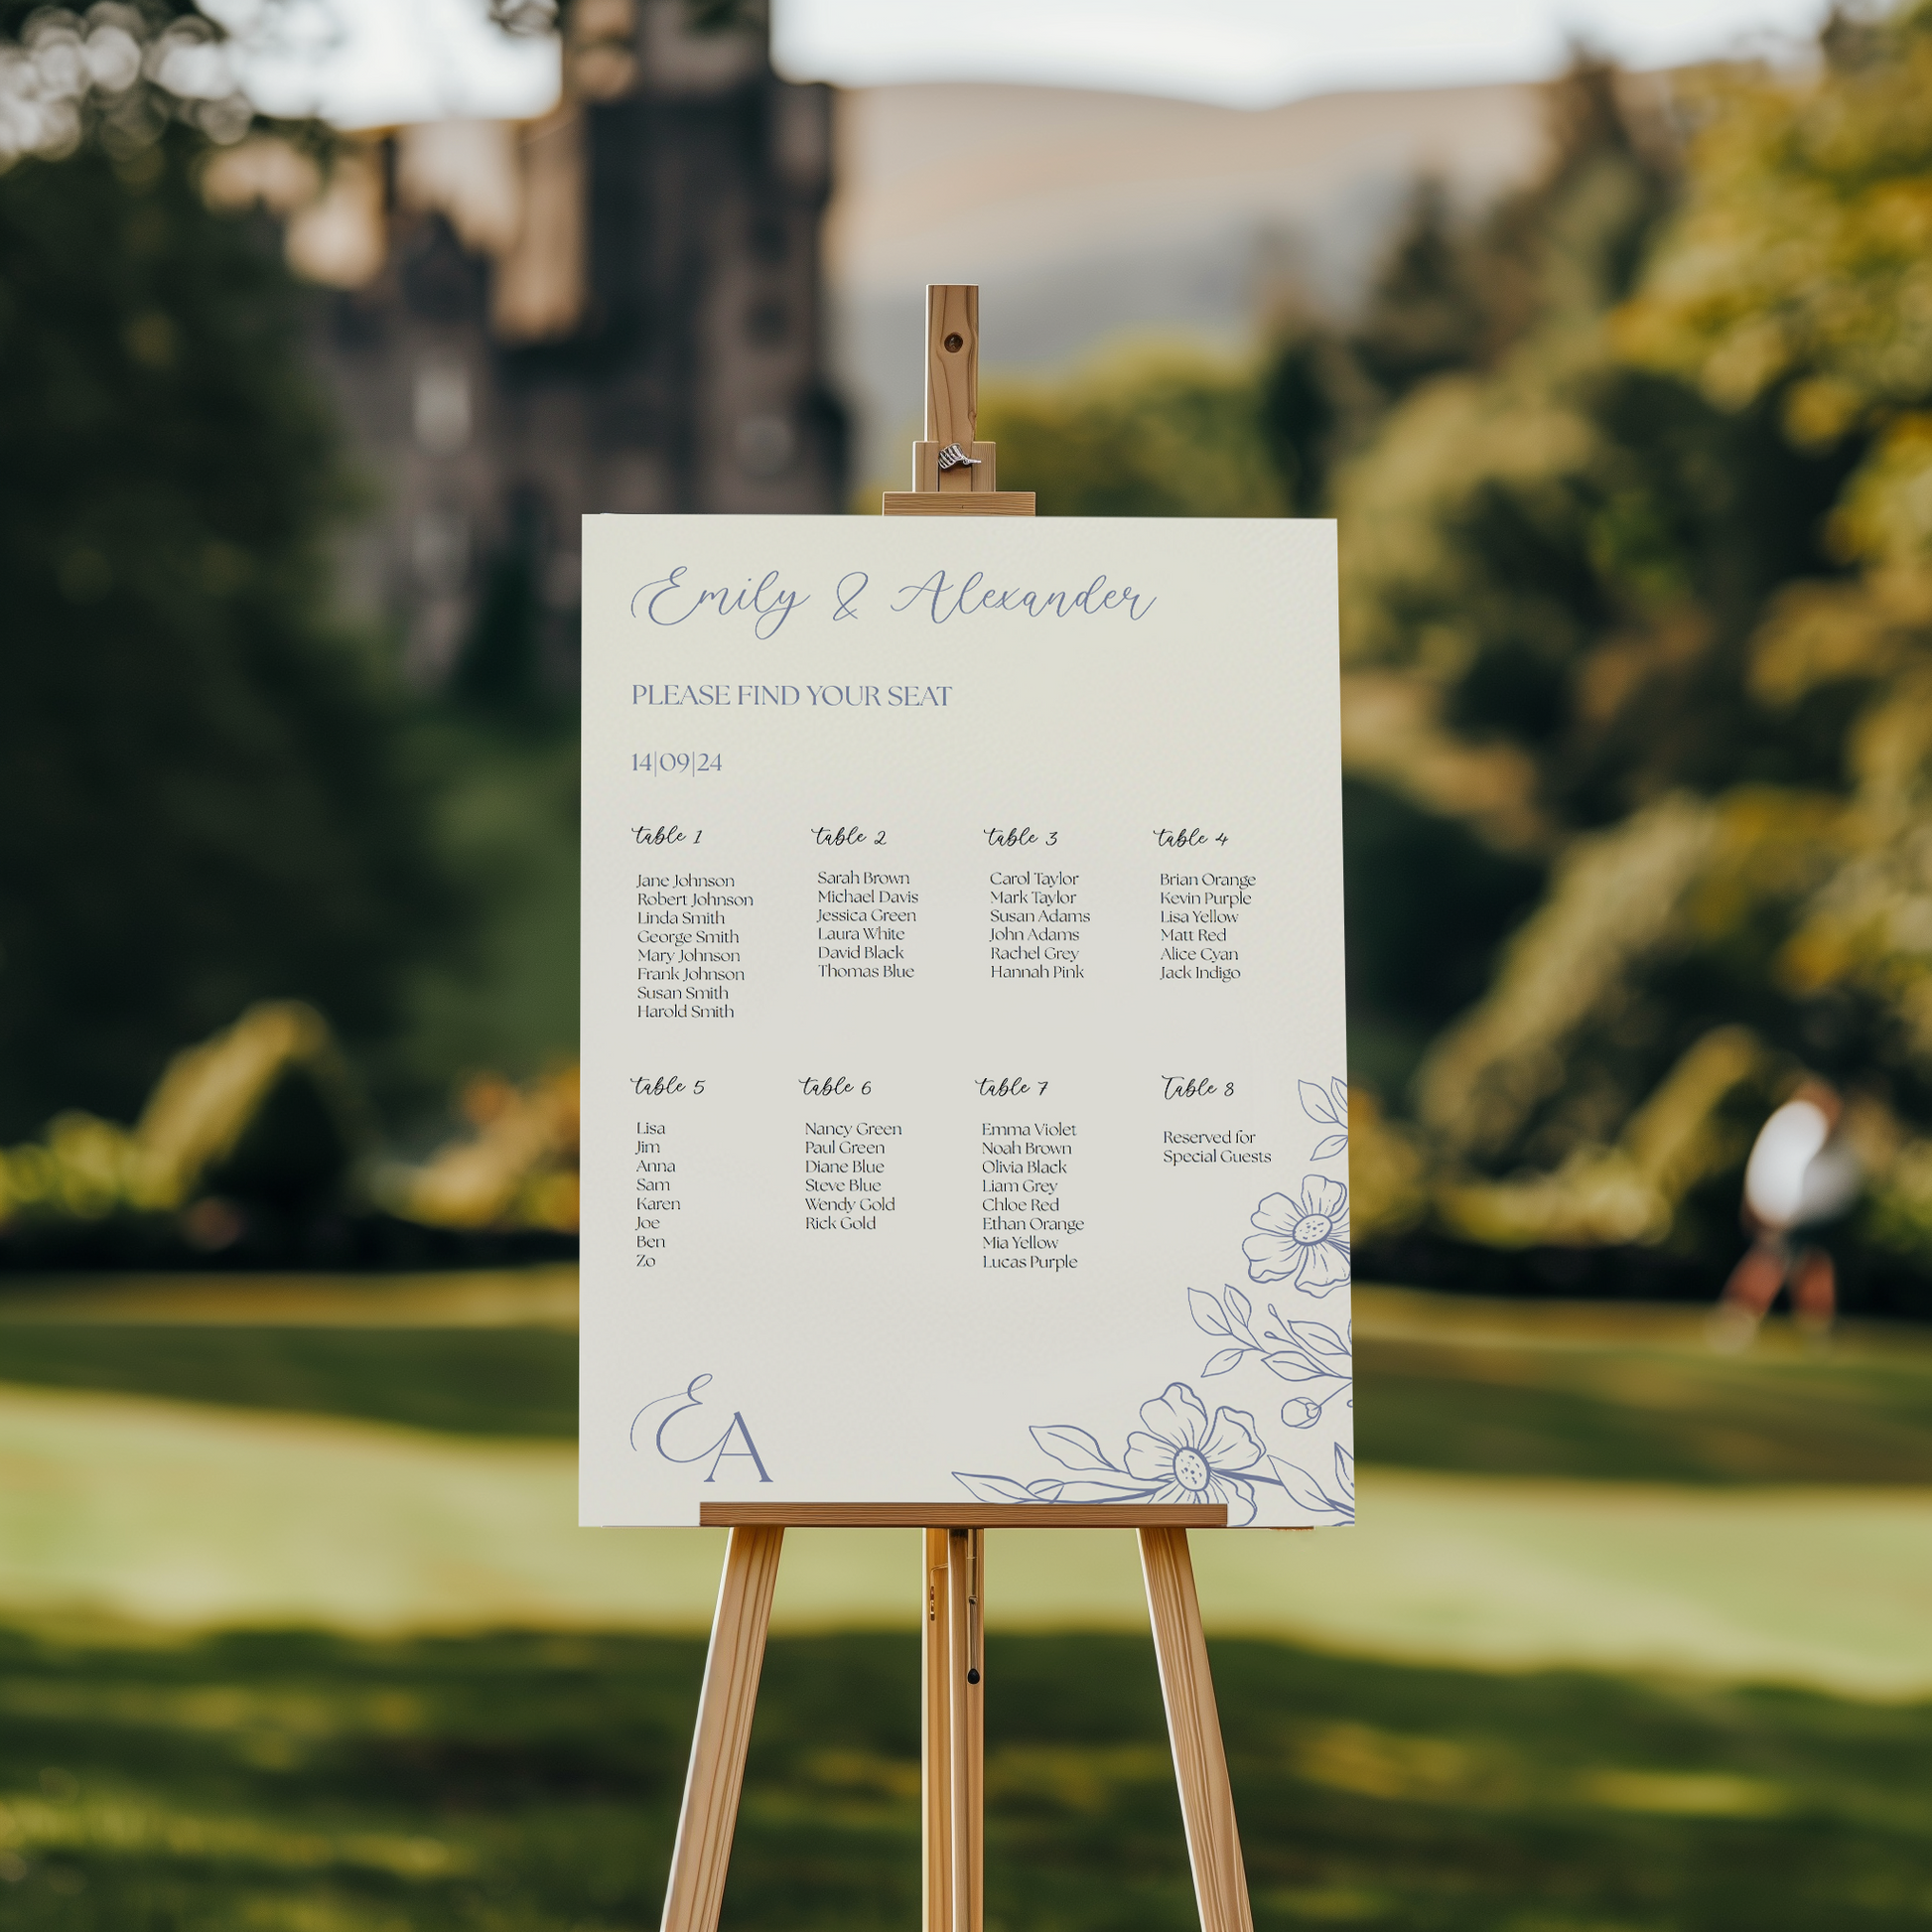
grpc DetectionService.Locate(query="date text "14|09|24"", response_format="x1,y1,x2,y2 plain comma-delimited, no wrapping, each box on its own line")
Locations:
633,753,721,774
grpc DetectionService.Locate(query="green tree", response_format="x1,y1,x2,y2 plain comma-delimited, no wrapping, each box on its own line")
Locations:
982,348,1286,517
1349,177,1491,401
1325,12,1932,1309
0,121,456,1137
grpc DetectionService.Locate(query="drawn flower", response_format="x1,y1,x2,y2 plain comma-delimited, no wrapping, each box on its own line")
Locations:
1279,1397,1322,1429
1243,1178,1350,1292
1122,1383,1265,1523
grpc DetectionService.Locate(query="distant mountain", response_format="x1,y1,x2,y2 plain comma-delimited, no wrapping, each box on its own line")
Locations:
827,78,1545,486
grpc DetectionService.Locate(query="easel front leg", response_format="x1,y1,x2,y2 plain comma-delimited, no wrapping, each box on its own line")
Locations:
948,1528,984,1932
924,1526,984,1932
660,1525,784,1932
922,1527,953,1932
1139,1528,1254,1932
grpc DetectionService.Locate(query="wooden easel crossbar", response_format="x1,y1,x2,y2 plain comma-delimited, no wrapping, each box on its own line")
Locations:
653,287,1257,1932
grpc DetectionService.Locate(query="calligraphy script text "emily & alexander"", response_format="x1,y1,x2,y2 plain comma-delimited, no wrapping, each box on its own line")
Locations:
627,566,1156,636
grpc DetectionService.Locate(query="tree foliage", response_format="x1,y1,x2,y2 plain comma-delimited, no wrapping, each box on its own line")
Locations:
981,29,1932,1306
1330,14,1932,1306
0,122,455,1138
982,349,1287,518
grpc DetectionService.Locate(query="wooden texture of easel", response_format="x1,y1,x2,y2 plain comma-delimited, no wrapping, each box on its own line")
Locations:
653,287,1255,1932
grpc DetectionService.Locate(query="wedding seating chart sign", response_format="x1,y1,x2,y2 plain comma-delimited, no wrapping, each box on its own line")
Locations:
580,515,1352,1529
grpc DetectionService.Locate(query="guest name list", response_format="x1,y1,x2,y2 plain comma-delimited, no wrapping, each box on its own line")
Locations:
580,515,1348,1527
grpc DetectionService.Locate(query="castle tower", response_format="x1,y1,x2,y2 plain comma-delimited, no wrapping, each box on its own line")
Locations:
316,0,844,688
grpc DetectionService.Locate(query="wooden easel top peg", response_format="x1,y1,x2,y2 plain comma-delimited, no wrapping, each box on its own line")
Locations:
883,285,1036,517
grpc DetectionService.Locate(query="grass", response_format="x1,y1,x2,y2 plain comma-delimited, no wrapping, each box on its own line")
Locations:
2,1277,1928,1925
3,1625,1931,1932
1356,1329,1932,1483
4,1285,1931,1481
0,1326,578,1441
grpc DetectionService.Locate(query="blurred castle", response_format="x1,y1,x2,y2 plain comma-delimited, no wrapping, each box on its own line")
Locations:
228,0,844,688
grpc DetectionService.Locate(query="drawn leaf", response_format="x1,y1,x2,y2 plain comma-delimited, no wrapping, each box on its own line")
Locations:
1330,1077,1349,1120
1050,1478,1163,1503
1309,1133,1348,1160
1268,1455,1339,1514
1284,1319,1350,1362
1031,1424,1117,1473
1298,1079,1339,1126
1200,1347,1247,1377
1334,1444,1355,1498
1260,1348,1325,1383
1026,1478,1066,1501
1188,1287,1232,1336
1225,1286,1253,1331
953,1472,1035,1503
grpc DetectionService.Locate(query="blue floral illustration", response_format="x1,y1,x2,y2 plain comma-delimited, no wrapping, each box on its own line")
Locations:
1301,1077,1348,1160
954,1382,1352,1526
952,1195,1357,1527
1124,1385,1266,1514
1275,1443,1355,1519
953,1384,1268,1524
1188,1285,1351,1430
1243,1177,1350,1291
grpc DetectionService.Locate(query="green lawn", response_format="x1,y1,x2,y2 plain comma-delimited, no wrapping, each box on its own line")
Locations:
1356,1324,1932,1483
5,1285,1931,1482
3,1625,1931,1932
2,1277,1928,1928
0,1325,579,1441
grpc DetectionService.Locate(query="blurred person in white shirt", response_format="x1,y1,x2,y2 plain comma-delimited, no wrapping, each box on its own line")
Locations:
1713,1079,1860,1348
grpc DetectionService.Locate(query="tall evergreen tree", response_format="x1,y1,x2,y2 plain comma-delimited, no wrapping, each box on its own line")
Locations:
0,115,456,1136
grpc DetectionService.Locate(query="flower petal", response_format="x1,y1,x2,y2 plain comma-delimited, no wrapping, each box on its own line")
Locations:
1248,1191,1300,1235
1199,1406,1265,1472
1123,1434,1178,1482
1294,1238,1351,1291
1243,1232,1297,1282
1205,1473,1259,1525
1138,1381,1211,1447
1301,1173,1347,1218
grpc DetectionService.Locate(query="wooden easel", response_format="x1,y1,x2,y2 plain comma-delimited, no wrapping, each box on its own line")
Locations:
654,288,1256,1932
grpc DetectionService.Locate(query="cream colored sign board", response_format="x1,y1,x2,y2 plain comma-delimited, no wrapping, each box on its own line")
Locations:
580,516,1352,1527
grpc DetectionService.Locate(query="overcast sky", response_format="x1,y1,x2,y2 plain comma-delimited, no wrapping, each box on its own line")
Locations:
775,0,1831,106
226,0,1834,128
